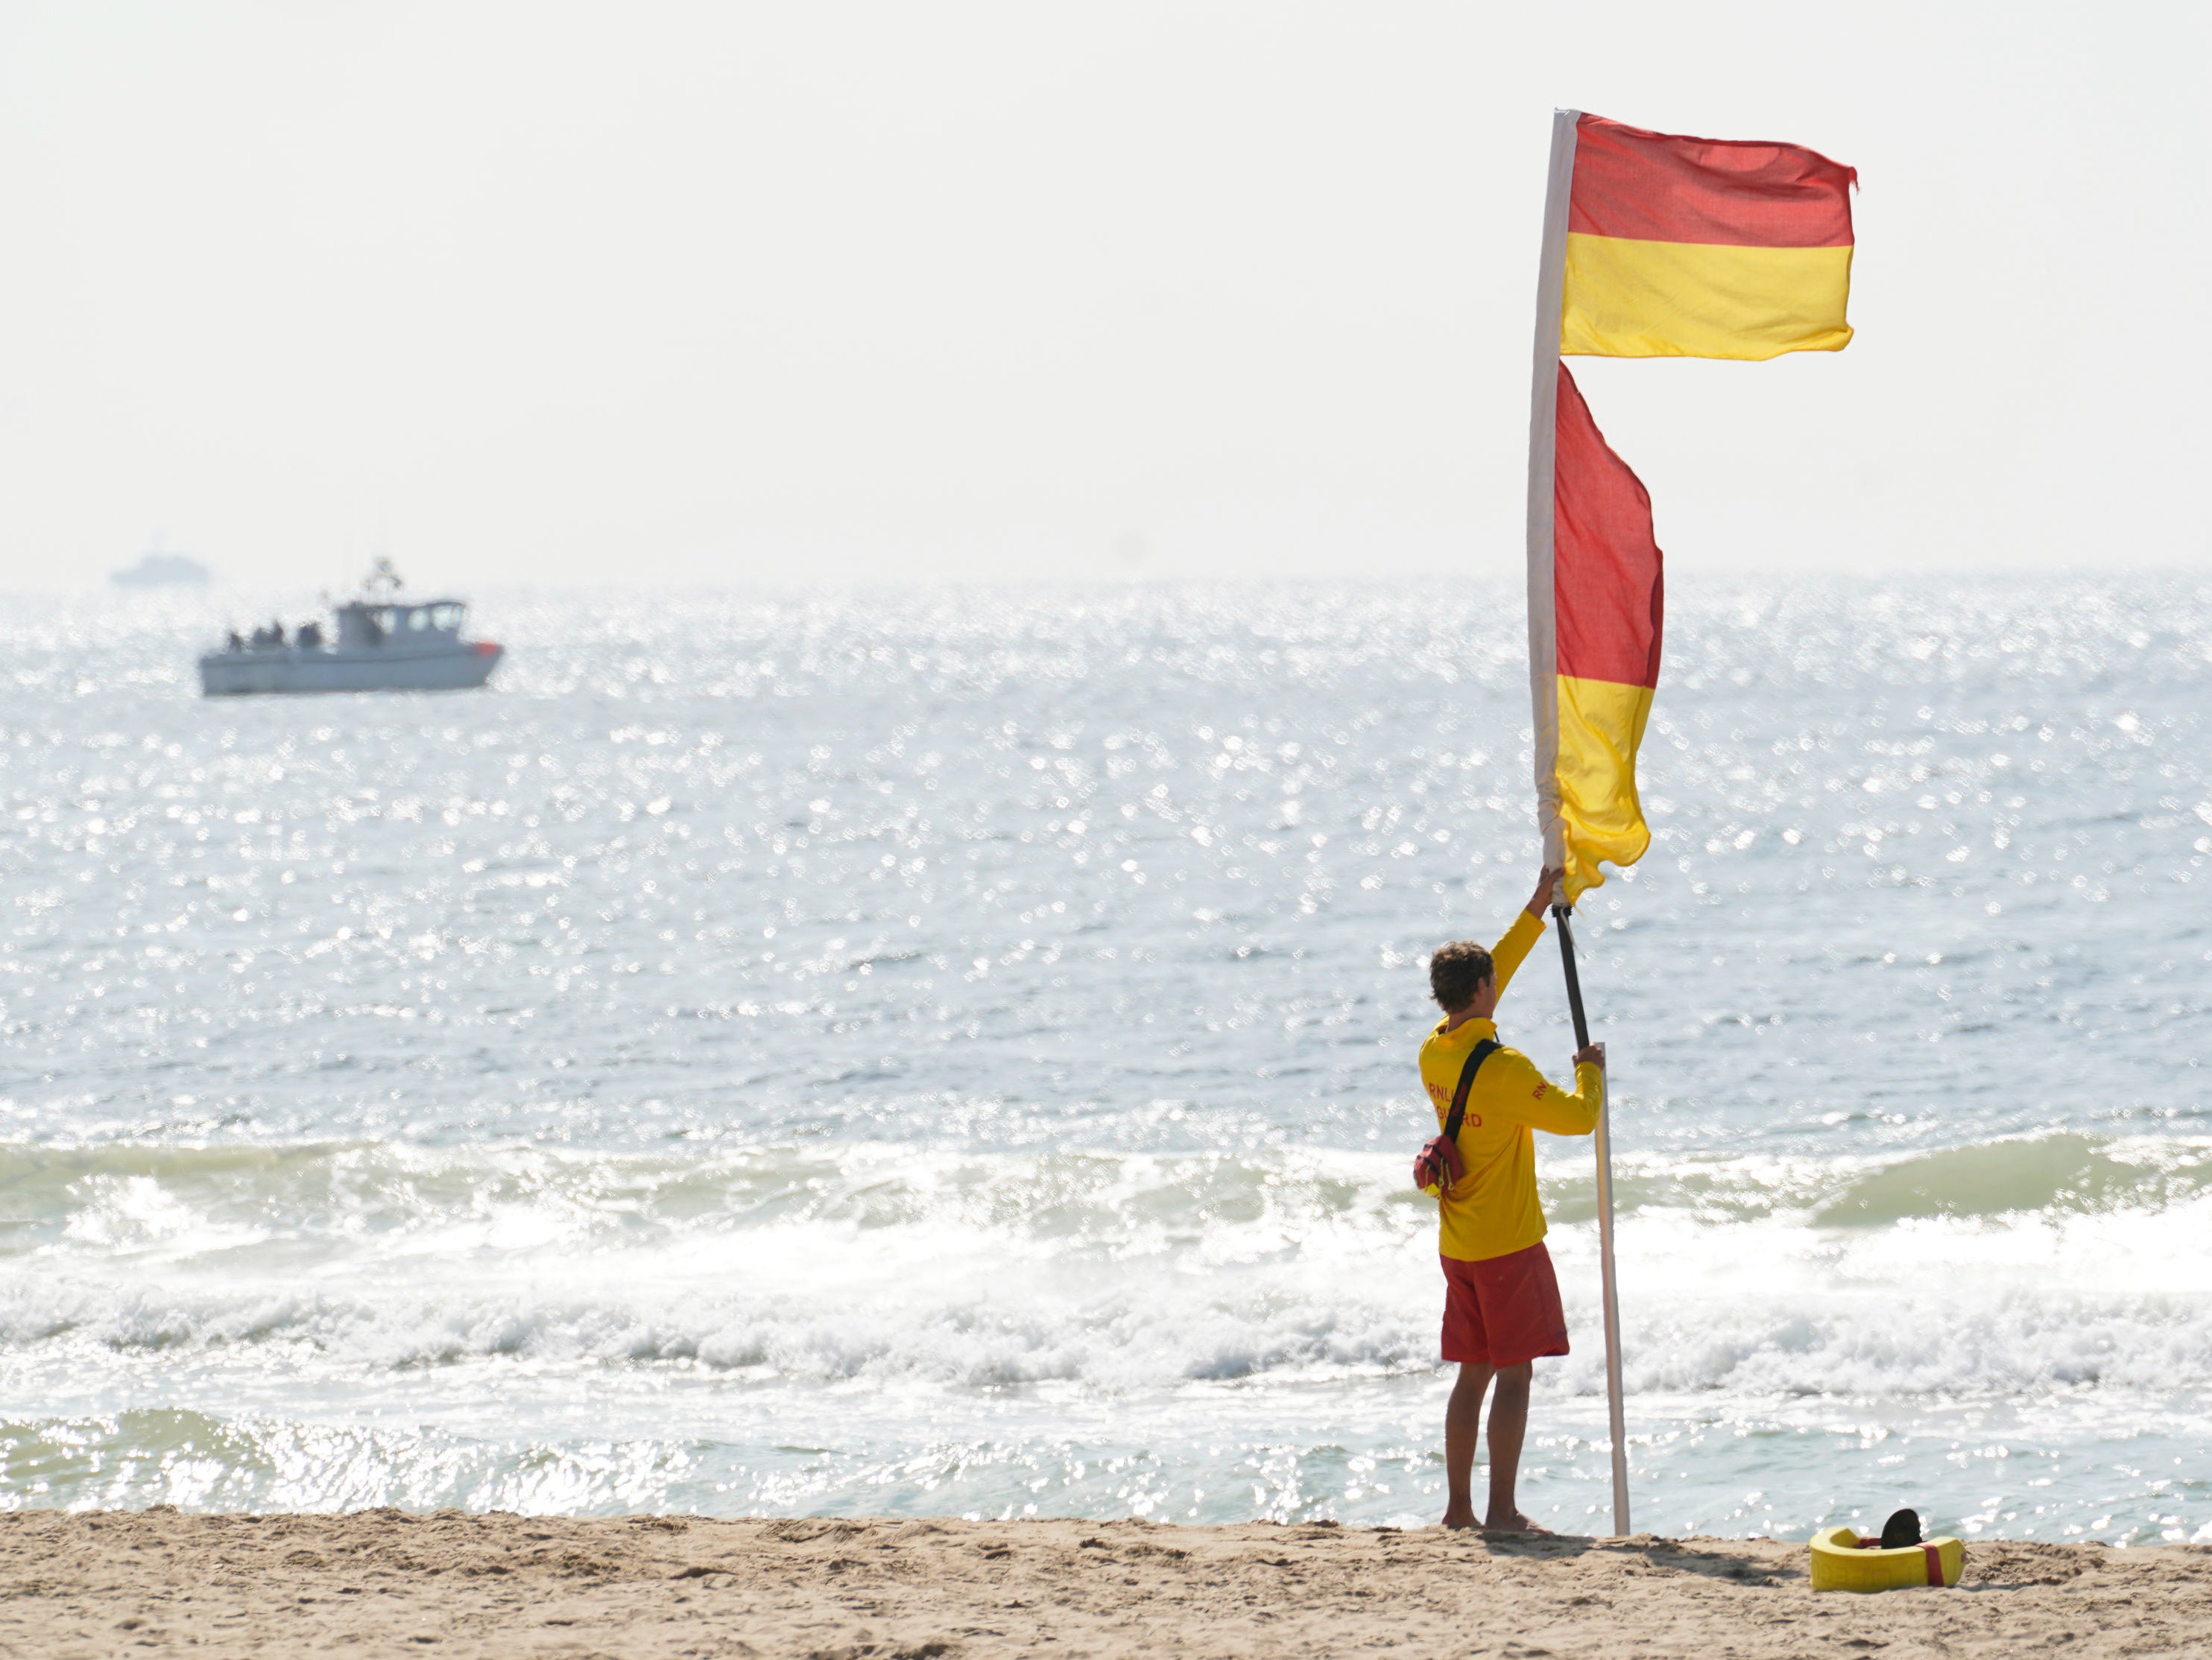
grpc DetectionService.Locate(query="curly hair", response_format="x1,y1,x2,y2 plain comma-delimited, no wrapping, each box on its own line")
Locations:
1428,940,1495,1013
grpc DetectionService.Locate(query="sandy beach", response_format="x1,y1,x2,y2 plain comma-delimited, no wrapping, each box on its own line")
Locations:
0,1512,2204,1659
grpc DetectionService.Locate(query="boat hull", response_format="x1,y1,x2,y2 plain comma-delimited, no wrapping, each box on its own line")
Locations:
198,644,502,697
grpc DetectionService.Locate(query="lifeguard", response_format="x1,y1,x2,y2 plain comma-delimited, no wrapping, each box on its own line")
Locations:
1414,865,1605,1532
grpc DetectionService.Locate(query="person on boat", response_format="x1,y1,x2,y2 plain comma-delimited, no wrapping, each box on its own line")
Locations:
295,620,323,649
1412,864,1604,1532
226,629,244,653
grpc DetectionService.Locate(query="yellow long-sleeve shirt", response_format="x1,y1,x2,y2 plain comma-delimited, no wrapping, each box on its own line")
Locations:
1418,908,1604,1263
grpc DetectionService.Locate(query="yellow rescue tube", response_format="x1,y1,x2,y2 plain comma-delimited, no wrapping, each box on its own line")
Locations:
1808,1524,1964,1592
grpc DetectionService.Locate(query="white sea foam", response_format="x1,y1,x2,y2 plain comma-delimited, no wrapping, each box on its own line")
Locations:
2,1138,2208,1410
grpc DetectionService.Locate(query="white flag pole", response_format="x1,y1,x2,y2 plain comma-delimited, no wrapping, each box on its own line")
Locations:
1595,1058,1631,1536
1526,107,1579,878
1549,904,1631,1537
1526,107,1633,1538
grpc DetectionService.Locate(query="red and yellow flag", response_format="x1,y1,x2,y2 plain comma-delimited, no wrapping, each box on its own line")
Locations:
1530,111,1854,899
1564,114,1856,361
1547,362,1663,897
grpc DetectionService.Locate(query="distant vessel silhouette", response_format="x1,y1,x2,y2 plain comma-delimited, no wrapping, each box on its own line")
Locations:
113,552,212,588
198,560,503,697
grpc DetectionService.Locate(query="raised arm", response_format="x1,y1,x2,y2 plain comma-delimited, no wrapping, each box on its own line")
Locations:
1487,864,1563,1004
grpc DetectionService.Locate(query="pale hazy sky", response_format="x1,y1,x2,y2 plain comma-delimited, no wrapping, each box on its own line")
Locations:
1,2,2205,589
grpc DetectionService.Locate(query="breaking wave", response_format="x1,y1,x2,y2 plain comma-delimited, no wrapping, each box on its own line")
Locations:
1,1135,2208,1403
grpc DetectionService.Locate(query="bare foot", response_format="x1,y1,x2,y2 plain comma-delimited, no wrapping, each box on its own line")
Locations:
1441,1504,1479,1530
1482,1511,1551,1535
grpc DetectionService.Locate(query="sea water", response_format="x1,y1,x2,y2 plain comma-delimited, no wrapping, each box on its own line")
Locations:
0,577,2205,1545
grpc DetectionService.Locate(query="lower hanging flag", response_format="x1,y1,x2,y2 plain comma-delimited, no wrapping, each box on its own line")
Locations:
1540,361,1663,902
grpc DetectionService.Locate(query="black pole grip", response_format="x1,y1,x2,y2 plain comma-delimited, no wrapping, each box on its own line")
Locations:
1551,902,1592,1049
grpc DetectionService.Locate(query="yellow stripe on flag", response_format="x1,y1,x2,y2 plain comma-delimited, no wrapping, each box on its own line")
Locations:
1556,674,1655,900
1561,233,1854,361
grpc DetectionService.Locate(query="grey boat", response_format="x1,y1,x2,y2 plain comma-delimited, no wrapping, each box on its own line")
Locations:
199,563,503,697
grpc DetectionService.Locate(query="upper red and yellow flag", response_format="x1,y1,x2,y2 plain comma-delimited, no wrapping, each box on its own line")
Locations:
1561,113,1856,361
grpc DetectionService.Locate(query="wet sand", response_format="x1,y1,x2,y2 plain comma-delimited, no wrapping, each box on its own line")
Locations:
1,1509,2205,1658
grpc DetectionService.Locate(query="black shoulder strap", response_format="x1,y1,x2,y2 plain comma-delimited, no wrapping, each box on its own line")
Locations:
1444,1039,1500,1144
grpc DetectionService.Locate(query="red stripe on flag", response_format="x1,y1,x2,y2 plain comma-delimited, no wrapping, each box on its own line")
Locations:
1570,114,1855,250
1554,363,1663,691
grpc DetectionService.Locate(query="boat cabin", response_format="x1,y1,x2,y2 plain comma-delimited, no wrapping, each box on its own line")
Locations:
335,598,470,650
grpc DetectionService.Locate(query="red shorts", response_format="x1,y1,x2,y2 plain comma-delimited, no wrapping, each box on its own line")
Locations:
1440,1241,1569,1368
